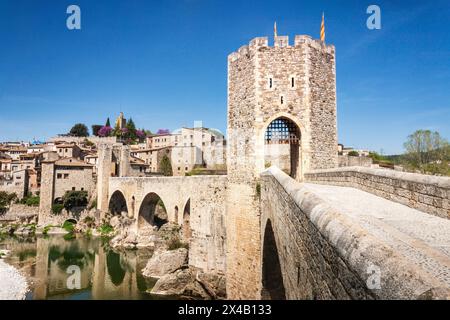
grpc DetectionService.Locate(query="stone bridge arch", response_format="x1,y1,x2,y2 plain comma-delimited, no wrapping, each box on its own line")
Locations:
261,219,286,300
108,190,129,216
137,192,169,231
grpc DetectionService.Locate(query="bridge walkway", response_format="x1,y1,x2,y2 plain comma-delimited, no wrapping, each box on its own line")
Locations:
305,183,450,287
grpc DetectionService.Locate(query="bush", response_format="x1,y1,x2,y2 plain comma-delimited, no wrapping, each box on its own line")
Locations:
69,123,89,137
0,192,17,209
63,191,88,211
52,204,64,215
62,221,75,233
97,223,114,236
83,216,95,228
348,151,360,157
25,196,40,207
167,237,189,251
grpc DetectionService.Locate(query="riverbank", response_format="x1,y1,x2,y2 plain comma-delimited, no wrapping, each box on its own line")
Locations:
0,258,28,300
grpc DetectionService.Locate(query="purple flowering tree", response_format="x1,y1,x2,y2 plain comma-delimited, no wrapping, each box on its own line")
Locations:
98,126,112,137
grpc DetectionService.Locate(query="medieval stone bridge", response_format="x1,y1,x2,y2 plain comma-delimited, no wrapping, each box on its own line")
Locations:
107,175,228,274
104,165,450,300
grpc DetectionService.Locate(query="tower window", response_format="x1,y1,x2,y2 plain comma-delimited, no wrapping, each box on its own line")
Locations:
281,96,284,104
269,78,273,89
291,77,295,88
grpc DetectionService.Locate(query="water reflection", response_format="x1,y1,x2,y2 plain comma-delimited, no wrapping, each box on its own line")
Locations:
0,235,167,300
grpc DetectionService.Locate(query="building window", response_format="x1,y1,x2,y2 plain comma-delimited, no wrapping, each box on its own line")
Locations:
72,187,75,191
81,188,84,191
57,173,62,179
64,174,69,179
185,167,188,171
178,167,181,171
269,78,273,88
291,77,295,88
280,96,284,104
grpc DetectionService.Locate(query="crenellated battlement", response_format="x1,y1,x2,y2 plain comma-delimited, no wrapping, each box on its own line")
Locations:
228,34,335,62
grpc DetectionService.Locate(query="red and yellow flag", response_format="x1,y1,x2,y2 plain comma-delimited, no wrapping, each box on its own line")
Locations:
320,13,325,43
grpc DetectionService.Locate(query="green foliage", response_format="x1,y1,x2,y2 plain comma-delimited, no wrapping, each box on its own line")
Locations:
24,196,40,207
83,138,95,147
91,125,102,137
167,237,189,251
83,216,95,228
0,192,17,209
62,221,76,233
51,204,64,215
159,155,173,176
368,152,395,168
63,191,88,211
105,117,111,127
97,223,114,236
348,151,360,157
403,130,450,175
42,225,53,235
125,118,137,140
69,123,89,137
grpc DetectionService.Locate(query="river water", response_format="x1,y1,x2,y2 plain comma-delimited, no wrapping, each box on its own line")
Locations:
0,234,175,300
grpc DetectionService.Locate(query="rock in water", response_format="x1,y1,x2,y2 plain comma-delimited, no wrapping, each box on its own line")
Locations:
150,269,211,300
196,272,227,299
142,248,188,278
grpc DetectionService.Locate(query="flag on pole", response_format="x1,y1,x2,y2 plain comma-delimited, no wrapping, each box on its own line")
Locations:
274,21,278,38
320,13,325,43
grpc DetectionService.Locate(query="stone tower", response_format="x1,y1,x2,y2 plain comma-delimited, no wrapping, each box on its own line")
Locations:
226,34,337,299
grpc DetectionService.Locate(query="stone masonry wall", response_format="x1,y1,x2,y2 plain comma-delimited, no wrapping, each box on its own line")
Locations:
305,167,450,219
261,166,450,299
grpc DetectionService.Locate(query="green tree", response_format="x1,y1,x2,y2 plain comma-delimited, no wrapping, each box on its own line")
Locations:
69,123,89,137
404,130,449,174
159,155,173,176
63,191,88,211
105,117,111,127
92,125,102,136
348,151,359,157
126,118,137,140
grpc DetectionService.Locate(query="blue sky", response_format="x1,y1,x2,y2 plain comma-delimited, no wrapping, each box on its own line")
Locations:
0,0,449,154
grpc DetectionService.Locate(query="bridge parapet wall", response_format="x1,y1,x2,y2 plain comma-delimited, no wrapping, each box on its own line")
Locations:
305,166,450,219
260,166,450,299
